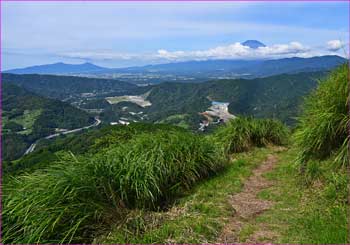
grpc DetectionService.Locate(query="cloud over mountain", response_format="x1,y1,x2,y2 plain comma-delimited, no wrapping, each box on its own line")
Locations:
156,41,310,61
326,40,345,51
59,40,347,64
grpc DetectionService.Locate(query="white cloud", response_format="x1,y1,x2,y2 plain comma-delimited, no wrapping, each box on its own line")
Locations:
326,40,345,51
156,42,310,61
156,43,249,60
59,40,347,65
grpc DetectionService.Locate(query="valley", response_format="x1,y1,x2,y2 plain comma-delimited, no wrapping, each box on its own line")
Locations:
0,63,332,163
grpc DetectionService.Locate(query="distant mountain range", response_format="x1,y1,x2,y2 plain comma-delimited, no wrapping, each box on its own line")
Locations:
108,55,345,78
5,62,106,75
5,55,346,82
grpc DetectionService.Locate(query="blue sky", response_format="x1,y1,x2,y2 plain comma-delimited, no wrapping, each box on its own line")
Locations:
2,1,349,70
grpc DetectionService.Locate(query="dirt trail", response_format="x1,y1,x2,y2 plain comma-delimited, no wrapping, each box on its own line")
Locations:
219,153,280,243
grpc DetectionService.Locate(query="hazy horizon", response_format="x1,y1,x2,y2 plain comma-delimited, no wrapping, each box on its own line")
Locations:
2,1,349,70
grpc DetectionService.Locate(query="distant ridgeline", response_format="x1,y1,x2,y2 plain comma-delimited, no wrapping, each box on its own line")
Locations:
4,55,345,80
106,55,345,79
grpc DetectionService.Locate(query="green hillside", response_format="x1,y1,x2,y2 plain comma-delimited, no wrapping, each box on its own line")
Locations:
3,71,326,131
94,71,326,129
2,73,137,100
2,82,94,161
145,71,325,126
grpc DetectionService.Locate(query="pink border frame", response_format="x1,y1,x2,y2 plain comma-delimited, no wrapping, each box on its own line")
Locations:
0,0,349,244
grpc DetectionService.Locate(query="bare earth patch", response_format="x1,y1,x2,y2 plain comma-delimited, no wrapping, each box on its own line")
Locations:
219,153,281,243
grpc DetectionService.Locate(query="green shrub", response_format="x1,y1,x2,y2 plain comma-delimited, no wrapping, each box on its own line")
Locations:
3,127,227,244
295,64,349,168
212,117,289,154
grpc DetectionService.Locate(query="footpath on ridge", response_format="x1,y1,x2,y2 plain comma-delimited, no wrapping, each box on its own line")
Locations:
219,150,284,243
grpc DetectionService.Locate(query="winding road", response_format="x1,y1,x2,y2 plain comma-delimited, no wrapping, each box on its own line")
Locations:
23,117,101,156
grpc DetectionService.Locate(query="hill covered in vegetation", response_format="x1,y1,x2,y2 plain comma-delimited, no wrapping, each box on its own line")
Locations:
3,70,327,130
2,82,94,161
2,73,137,100
100,70,326,127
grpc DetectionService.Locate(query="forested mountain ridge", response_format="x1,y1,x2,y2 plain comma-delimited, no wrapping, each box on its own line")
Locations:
2,68,328,135
5,62,107,74
2,73,137,100
107,70,327,126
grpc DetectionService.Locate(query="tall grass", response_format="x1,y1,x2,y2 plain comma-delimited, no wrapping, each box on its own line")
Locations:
3,128,227,244
90,131,227,209
212,117,289,154
293,64,349,243
295,64,349,168
3,154,113,244
3,118,290,243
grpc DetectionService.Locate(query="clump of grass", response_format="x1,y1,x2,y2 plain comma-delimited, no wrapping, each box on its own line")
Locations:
90,130,227,209
295,64,349,168
212,117,289,154
2,153,116,244
3,127,227,244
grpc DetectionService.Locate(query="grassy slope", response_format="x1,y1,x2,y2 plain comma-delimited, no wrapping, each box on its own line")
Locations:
2,124,228,244
6,124,190,174
99,147,276,243
12,109,42,135
100,146,349,244
235,148,349,244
